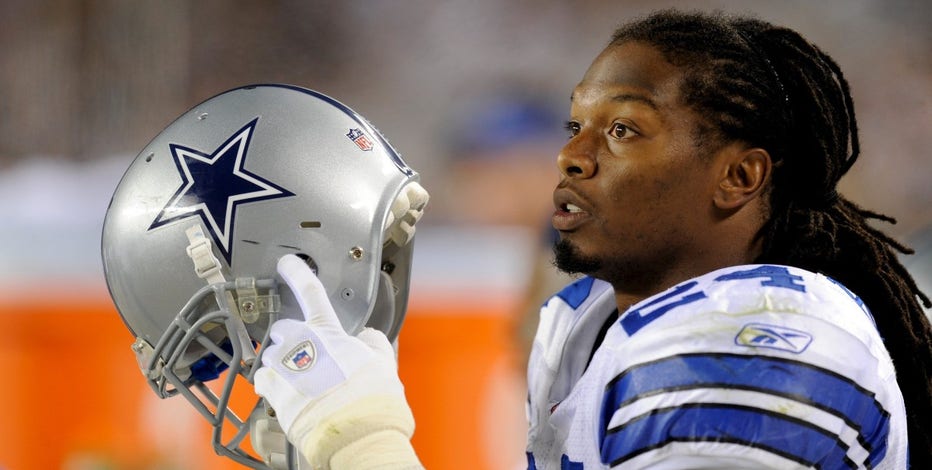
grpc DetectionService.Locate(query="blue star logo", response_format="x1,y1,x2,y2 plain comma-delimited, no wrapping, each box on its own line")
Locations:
148,118,294,265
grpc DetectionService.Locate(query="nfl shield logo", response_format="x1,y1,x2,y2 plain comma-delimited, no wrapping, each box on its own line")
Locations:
346,128,374,151
293,350,312,368
282,340,317,371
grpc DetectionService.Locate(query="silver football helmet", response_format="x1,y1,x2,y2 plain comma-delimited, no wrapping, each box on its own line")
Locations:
101,84,428,469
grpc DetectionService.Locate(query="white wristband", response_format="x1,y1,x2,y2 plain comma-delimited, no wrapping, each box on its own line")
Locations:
330,430,422,469
294,395,418,469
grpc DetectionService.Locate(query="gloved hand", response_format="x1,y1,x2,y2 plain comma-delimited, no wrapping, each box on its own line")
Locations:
254,254,420,469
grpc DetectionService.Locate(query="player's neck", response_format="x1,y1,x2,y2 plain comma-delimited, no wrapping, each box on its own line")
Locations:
609,259,746,314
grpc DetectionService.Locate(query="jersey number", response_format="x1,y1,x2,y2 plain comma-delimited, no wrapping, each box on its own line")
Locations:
621,266,807,336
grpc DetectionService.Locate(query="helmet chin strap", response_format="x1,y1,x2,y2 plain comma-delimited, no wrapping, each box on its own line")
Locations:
185,224,258,366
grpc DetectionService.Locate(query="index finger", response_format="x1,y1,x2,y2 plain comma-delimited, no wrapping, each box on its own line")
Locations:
277,254,340,328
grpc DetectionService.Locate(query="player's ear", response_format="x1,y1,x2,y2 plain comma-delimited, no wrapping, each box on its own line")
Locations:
713,145,771,211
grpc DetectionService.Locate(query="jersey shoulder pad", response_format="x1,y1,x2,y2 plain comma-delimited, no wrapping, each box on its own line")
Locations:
596,265,905,469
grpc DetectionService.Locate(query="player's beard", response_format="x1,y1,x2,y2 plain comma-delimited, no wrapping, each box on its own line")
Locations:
553,238,602,276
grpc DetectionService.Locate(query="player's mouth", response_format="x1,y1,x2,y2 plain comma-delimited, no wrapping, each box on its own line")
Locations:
552,190,591,231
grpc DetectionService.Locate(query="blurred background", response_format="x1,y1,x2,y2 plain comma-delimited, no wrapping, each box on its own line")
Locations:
0,0,929,469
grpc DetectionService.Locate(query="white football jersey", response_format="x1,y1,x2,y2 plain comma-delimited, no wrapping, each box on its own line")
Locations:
525,264,908,469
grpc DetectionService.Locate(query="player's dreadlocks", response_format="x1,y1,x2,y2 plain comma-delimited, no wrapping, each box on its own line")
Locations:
611,9,932,465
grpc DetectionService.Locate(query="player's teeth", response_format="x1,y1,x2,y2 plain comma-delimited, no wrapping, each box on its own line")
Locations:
566,204,582,213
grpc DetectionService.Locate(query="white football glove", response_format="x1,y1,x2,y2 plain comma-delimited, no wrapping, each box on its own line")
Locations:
254,254,421,469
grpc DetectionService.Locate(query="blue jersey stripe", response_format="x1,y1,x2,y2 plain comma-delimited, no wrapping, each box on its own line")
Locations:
561,455,583,469
526,452,537,470
599,353,889,466
555,276,595,309
602,404,857,468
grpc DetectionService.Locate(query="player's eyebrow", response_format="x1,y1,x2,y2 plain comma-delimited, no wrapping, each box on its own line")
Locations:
569,92,659,110
611,93,658,110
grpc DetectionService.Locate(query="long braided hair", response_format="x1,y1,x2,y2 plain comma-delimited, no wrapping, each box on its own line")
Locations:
611,9,932,465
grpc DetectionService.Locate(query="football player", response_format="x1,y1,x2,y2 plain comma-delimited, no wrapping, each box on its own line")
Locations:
252,9,932,470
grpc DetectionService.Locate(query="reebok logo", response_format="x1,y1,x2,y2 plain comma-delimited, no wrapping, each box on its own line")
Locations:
735,323,812,354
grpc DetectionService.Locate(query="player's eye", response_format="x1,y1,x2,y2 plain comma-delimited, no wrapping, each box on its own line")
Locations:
609,122,636,140
564,121,581,138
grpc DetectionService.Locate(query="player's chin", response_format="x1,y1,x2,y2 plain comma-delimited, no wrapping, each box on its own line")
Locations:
553,238,602,276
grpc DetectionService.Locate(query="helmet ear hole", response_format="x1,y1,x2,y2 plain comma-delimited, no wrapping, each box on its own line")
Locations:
293,253,319,275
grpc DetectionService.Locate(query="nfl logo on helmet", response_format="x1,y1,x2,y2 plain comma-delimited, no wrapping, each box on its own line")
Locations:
346,128,374,151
